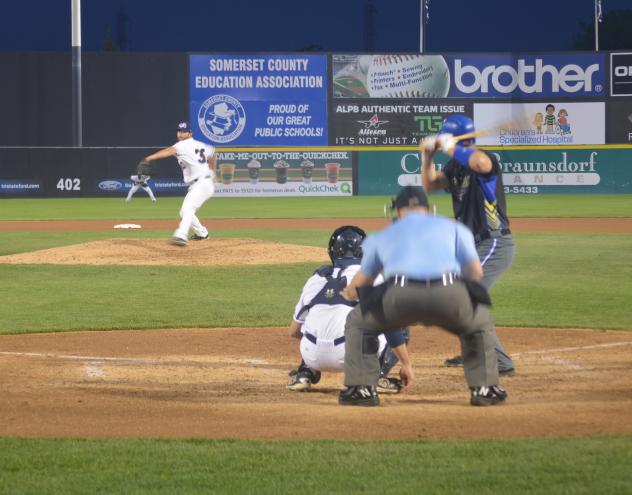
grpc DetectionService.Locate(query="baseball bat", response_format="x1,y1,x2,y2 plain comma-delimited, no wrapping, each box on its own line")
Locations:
420,113,531,151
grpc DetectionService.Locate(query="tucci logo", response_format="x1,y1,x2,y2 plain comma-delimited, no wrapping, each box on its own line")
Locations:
452,56,603,96
413,115,443,134
98,180,123,191
611,53,632,96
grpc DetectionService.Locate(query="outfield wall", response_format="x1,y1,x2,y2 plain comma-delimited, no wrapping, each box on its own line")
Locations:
1,146,631,197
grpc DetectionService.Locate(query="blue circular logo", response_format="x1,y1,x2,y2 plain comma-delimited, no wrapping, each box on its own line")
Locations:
198,94,246,144
99,180,123,191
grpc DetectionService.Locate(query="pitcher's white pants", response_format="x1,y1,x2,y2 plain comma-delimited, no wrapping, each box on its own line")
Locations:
174,177,214,240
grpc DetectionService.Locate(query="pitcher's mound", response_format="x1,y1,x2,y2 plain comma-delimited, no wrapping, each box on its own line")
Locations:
0,238,328,266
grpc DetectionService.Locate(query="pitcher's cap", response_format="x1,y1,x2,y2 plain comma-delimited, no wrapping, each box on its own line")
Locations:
176,121,192,132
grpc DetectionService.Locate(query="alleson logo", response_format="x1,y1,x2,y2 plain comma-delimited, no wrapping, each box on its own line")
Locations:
454,59,600,94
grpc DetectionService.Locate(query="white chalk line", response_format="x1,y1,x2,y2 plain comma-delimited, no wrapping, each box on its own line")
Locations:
512,340,632,356
0,351,271,367
1,340,631,366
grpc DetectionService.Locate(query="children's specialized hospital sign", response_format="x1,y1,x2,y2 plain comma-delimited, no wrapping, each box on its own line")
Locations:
189,54,328,146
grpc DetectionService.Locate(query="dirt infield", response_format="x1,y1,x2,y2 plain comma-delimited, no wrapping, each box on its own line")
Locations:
0,238,327,266
1,217,631,440
1,326,631,440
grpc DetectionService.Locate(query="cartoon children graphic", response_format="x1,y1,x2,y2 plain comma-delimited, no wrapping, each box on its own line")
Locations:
544,104,556,134
534,112,543,133
557,108,570,134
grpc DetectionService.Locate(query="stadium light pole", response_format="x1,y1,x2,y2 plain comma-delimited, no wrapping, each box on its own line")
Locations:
419,0,425,52
71,0,83,146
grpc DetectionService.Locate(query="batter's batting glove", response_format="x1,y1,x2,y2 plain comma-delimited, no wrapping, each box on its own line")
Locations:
437,134,457,154
420,135,440,153
136,159,152,176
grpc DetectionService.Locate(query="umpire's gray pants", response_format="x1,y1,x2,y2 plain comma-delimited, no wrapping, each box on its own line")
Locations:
477,234,516,370
344,281,499,389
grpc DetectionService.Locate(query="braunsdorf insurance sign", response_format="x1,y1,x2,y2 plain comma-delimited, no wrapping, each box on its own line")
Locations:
189,54,328,146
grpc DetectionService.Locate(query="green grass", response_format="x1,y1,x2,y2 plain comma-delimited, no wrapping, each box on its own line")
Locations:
1,436,631,495
1,195,631,491
1,194,631,220
0,263,316,333
1,231,631,333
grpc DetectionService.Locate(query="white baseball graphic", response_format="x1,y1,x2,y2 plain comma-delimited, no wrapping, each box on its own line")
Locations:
366,55,450,98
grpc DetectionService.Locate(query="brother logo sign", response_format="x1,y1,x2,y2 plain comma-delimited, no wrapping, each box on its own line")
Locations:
448,54,604,97
611,52,632,96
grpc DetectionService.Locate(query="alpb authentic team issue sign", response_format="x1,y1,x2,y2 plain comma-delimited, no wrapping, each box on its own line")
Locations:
189,54,327,146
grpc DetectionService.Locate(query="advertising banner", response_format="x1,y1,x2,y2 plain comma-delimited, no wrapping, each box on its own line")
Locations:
444,53,606,98
610,52,632,96
189,54,328,146
212,150,353,196
332,53,605,101
332,54,451,99
329,100,472,146
474,102,605,145
357,147,632,195
607,101,632,143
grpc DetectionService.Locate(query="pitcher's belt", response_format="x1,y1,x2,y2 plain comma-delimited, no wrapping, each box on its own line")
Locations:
304,332,345,346
187,174,211,185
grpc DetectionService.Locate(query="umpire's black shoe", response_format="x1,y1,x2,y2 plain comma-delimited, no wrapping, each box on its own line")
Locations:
338,386,379,406
470,385,508,406
444,355,463,367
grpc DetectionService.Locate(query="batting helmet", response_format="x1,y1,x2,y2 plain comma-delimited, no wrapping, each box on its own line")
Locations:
328,225,366,264
440,115,475,145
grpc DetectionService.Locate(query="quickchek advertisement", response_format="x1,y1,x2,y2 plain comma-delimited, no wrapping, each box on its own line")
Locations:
357,148,632,195
212,150,352,196
474,102,605,145
189,54,327,146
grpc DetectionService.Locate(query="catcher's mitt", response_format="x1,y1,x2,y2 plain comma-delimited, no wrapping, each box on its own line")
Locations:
136,159,153,176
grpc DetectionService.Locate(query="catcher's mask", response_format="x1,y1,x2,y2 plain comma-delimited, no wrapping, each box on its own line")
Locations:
328,225,366,264
440,114,475,146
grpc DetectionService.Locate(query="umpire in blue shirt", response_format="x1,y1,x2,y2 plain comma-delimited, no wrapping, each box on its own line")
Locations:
339,186,507,407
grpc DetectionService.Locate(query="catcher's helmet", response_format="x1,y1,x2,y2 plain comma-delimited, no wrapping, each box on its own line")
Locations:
328,225,366,264
440,114,475,145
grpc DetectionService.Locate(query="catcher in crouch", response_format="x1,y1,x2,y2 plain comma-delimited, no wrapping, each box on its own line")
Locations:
287,225,408,393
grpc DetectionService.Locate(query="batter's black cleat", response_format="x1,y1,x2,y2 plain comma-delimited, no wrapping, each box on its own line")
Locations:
376,376,403,393
470,385,507,406
190,233,209,241
338,385,379,406
444,355,464,367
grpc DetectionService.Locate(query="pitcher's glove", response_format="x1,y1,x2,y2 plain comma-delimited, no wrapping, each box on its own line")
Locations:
136,159,152,176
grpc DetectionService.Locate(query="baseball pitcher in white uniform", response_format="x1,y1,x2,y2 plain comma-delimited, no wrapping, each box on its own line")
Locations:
287,226,407,393
143,121,217,246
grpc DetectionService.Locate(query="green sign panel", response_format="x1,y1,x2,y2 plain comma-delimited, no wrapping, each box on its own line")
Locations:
357,147,632,195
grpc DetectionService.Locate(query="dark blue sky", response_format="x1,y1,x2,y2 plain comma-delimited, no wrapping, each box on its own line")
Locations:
0,0,629,53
